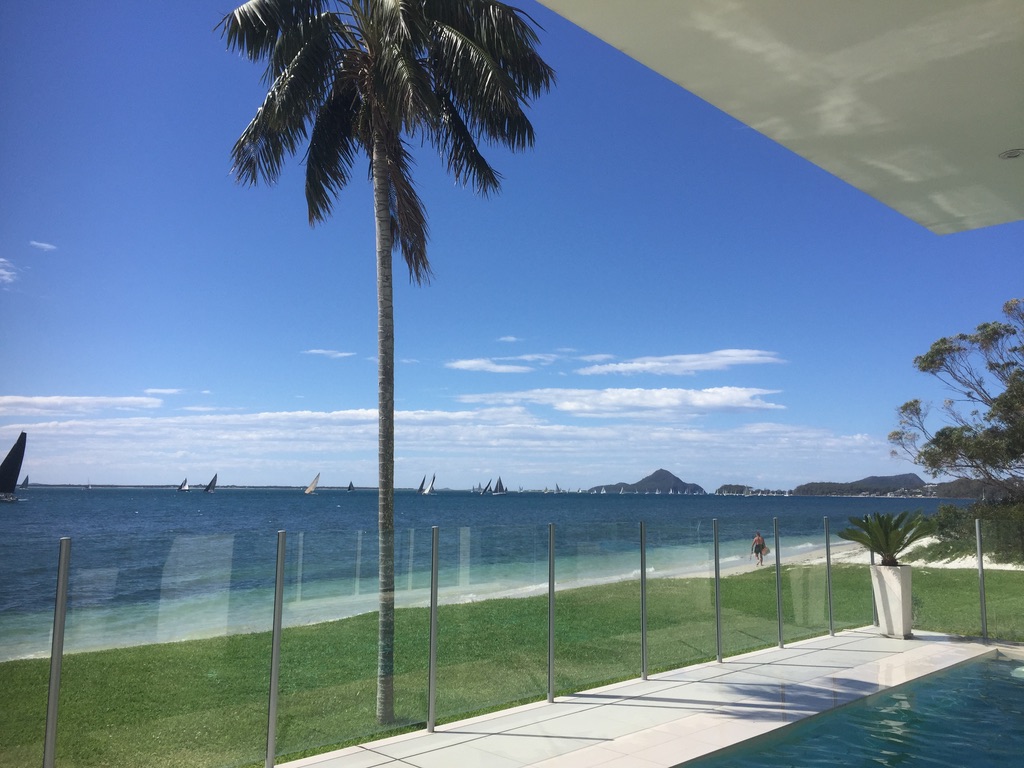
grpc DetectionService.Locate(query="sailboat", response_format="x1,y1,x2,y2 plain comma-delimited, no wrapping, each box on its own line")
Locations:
177,478,189,492
422,474,435,495
20,475,29,489
417,475,426,494
347,481,354,493
304,472,320,495
204,474,218,493
493,477,507,495
0,432,27,502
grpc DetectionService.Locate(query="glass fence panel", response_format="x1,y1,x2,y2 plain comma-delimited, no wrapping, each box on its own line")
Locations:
644,519,716,672
275,527,428,760
52,532,274,768
912,562,981,637
554,521,642,695
716,519,777,657
979,518,1024,642
825,527,874,633
432,523,548,723
778,523,829,644
0,533,57,768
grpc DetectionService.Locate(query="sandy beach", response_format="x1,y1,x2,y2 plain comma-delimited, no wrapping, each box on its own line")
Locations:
801,537,1024,571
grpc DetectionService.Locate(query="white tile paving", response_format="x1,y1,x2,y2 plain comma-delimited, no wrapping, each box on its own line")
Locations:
278,629,994,768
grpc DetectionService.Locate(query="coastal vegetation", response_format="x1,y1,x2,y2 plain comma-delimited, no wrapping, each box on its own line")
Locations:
792,473,927,497
3,565,1020,768
890,297,1023,499
220,0,553,723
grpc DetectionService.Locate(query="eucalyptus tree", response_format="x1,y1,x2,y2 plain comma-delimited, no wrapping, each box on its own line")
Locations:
220,0,553,723
890,298,1024,500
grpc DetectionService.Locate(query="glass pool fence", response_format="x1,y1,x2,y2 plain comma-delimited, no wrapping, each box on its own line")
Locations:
0,516,1008,768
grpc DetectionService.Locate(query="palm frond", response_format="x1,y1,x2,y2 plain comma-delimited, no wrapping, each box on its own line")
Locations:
230,14,340,186
435,92,501,195
305,70,364,223
219,0,332,67
226,0,552,274
838,511,934,566
377,131,430,283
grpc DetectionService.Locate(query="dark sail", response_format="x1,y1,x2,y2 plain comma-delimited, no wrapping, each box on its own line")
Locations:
0,432,27,496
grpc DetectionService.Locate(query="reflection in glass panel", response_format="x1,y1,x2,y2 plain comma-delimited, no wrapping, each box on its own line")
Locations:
433,524,548,722
554,521,642,695
644,519,716,672
53,532,274,768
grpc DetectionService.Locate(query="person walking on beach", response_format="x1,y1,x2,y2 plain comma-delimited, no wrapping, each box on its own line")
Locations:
751,531,766,566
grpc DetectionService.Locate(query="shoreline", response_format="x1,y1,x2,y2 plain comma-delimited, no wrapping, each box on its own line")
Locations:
2,538,1013,664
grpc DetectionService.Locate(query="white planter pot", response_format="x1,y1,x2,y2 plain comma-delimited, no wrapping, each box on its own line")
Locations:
870,564,913,638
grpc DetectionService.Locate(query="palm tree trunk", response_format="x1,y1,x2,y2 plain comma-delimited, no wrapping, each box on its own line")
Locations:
372,136,396,725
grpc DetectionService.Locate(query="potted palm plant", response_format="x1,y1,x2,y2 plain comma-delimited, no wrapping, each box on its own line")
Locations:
838,511,934,638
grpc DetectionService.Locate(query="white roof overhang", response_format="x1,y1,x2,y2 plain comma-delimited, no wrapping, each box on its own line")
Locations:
537,0,1024,234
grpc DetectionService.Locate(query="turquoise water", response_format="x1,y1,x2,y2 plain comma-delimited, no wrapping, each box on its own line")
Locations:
688,655,1024,768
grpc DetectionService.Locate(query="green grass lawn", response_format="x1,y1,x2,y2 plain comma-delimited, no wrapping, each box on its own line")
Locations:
2,564,1017,768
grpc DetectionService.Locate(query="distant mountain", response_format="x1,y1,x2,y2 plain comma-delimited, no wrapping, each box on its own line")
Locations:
590,469,705,495
792,473,926,497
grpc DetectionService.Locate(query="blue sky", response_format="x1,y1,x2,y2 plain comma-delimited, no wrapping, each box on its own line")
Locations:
0,2,1018,491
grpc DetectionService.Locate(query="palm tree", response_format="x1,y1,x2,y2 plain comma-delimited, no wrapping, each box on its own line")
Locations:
219,0,553,723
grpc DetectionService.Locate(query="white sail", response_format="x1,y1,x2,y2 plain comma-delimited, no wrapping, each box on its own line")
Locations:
177,477,189,492
423,474,435,495
304,472,320,494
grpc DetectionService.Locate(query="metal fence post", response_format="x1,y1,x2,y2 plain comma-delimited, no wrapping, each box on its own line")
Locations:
427,526,440,731
824,516,835,636
265,531,286,768
547,523,556,702
43,537,71,768
713,519,722,663
976,519,988,643
640,521,648,680
774,518,783,648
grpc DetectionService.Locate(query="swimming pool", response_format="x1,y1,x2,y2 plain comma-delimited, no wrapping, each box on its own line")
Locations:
687,653,1024,768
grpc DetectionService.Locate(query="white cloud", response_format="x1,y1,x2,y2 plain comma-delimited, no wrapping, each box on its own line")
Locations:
145,388,182,395
446,358,534,373
509,353,560,364
577,353,615,363
498,336,520,342
576,349,785,375
29,241,57,252
302,349,356,359
5,403,893,490
0,395,163,416
0,259,15,285
458,386,783,416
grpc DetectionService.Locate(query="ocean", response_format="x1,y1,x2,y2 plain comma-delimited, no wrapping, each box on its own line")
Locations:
0,487,958,661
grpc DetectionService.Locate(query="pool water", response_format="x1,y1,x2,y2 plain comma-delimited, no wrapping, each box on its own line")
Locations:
688,655,1024,768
